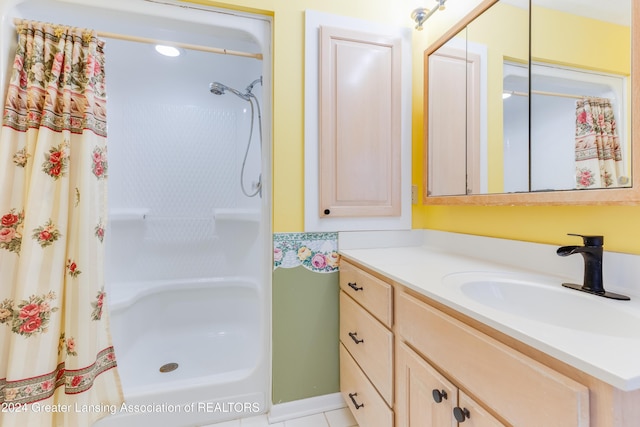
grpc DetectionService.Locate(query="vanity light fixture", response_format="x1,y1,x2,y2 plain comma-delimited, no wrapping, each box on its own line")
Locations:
155,45,181,57
411,0,447,31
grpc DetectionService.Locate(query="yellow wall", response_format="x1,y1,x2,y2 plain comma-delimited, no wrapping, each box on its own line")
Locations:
532,7,630,73
186,0,640,255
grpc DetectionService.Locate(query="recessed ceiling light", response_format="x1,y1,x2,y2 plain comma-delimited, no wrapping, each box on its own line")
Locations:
155,45,181,57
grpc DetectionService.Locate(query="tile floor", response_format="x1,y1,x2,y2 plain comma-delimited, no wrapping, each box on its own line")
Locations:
203,407,358,427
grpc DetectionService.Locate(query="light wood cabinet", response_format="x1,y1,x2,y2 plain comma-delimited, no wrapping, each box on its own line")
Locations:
339,258,640,427
339,260,394,426
339,260,393,327
456,391,507,427
340,344,393,426
318,26,402,219
396,340,505,426
396,291,589,427
340,292,393,404
396,340,457,427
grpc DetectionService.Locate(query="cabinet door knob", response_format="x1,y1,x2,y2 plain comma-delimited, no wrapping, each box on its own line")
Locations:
348,282,363,291
453,407,470,422
431,389,447,403
348,332,364,344
324,209,331,215
348,392,364,410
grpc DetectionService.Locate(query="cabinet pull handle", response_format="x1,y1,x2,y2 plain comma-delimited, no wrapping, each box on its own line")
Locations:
453,407,470,422
348,332,364,344
348,282,363,291
431,389,447,403
348,392,364,409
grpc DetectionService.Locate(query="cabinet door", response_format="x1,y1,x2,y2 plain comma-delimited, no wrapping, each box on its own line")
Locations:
397,292,589,427
318,25,402,218
456,391,506,427
396,341,456,427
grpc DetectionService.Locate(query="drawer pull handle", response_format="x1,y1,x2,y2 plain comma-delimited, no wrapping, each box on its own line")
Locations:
453,407,470,422
431,389,447,403
348,332,364,344
348,392,364,410
348,282,363,291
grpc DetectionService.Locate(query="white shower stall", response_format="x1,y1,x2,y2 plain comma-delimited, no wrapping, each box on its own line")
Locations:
0,1,272,426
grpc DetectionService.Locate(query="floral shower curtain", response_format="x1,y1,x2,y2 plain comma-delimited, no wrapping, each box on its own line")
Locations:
574,97,624,188
0,20,123,426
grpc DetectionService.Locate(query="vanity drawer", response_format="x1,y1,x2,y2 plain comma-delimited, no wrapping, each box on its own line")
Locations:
340,344,394,427
340,291,393,405
396,292,590,427
339,260,393,327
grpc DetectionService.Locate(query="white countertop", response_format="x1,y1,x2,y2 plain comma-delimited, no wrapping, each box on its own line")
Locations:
339,230,640,391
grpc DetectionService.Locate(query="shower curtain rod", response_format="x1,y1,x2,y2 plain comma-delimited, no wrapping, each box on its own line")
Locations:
506,89,592,100
12,18,263,60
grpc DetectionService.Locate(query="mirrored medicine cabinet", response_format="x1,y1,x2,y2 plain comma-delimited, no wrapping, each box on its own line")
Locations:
424,0,640,205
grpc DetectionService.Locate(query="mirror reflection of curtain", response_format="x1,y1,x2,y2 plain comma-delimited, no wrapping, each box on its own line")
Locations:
574,97,624,188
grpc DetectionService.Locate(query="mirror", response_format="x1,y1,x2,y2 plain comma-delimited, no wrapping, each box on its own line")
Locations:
427,28,472,197
424,0,639,205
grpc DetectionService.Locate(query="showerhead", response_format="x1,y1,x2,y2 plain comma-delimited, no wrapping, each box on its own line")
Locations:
209,81,250,100
209,82,227,96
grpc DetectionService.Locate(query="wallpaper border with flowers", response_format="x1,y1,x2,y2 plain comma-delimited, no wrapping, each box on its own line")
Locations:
273,232,339,273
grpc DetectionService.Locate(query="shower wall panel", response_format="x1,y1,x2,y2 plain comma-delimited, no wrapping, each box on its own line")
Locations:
110,104,239,211
106,102,261,283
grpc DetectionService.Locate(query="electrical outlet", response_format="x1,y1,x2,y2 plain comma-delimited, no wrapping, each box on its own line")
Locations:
411,185,418,205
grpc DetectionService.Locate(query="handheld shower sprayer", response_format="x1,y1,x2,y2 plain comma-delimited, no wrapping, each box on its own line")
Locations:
208,77,264,198
209,82,250,100
208,82,226,95
209,77,262,100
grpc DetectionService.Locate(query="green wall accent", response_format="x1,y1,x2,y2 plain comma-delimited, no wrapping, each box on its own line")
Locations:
272,266,340,404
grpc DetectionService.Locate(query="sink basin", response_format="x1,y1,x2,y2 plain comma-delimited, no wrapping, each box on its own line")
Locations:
442,272,640,339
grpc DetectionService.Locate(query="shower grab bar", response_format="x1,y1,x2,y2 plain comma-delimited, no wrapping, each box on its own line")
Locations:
138,214,260,222
108,208,149,221
110,214,217,221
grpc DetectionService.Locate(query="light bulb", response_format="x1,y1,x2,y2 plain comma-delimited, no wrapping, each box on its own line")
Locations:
155,45,181,57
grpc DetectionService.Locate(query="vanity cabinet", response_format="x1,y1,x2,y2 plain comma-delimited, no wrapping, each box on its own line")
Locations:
338,258,640,426
339,260,394,426
396,340,505,426
396,291,589,427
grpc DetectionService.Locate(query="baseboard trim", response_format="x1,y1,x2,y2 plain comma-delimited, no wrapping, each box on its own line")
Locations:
268,392,345,423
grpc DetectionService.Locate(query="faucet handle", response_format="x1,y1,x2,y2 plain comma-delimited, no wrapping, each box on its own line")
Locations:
567,233,603,247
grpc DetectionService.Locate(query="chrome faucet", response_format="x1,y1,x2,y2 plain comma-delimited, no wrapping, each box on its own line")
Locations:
556,233,629,300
